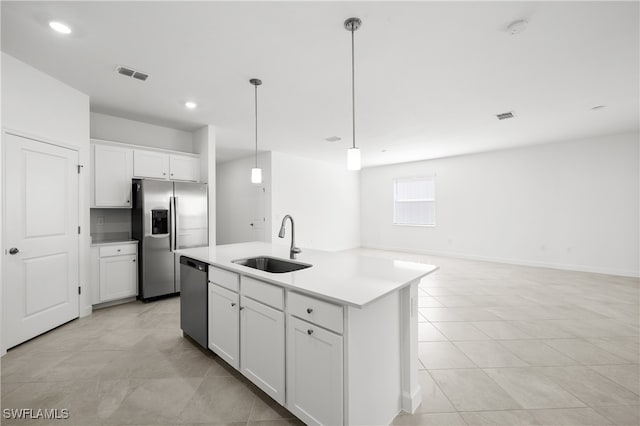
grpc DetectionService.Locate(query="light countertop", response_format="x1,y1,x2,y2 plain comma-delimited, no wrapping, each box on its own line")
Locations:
91,239,138,247
176,242,438,308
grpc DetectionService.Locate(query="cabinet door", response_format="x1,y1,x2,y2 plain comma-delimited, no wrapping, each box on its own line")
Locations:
208,283,240,369
93,144,133,207
99,254,137,302
133,150,169,180
240,296,285,404
286,316,343,426
170,154,200,182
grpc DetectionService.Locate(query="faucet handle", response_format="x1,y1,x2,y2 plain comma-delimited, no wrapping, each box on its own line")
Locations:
292,247,302,254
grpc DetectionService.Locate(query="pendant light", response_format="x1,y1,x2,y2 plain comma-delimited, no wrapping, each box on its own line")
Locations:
250,78,263,183
345,17,362,171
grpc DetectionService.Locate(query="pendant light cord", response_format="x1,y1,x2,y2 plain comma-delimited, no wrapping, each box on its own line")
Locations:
254,84,258,168
351,26,356,150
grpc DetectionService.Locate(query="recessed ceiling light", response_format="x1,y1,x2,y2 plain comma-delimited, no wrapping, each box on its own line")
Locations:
591,105,606,110
185,101,197,109
324,136,342,142
49,21,72,34
381,149,388,153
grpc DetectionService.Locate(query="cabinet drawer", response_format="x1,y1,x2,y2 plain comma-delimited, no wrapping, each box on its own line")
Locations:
99,244,137,257
288,292,343,334
209,265,239,292
241,276,284,310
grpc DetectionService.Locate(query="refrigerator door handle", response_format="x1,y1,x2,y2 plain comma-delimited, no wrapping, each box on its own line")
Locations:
169,196,175,252
174,196,180,249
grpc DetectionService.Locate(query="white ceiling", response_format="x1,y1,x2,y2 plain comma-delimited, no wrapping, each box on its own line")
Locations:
2,1,638,166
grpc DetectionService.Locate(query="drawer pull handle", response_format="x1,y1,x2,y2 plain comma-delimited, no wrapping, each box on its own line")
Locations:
117,249,121,252
133,259,136,262
307,329,314,335
306,308,313,314
231,302,236,307
239,306,244,311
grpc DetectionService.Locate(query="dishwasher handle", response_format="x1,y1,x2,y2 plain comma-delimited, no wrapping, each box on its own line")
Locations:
179,256,206,272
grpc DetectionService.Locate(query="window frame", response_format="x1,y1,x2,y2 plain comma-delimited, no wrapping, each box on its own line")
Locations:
392,176,436,227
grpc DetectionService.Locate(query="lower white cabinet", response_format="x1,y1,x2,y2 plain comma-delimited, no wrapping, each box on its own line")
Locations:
99,255,137,302
240,295,285,404
286,315,344,426
205,271,349,425
208,283,240,369
90,242,138,305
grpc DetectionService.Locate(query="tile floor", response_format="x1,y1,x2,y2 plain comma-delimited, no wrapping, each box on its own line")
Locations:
1,249,639,425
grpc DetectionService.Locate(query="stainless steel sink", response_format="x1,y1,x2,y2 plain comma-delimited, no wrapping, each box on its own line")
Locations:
232,256,312,273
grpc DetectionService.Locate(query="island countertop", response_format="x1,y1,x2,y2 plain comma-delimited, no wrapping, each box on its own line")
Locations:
175,242,438,308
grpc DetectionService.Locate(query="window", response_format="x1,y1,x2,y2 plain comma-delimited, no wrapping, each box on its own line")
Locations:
393,176,435,226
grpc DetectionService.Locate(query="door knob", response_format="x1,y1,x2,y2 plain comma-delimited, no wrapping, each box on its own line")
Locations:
9,248,19,255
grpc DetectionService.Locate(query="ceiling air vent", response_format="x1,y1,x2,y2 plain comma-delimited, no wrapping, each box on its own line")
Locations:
496,111,516,120
132,71,149,81
116,65,149,81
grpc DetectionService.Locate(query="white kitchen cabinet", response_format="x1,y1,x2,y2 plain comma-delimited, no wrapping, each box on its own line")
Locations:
287,315,344,426
100,254,137,302
90,242,138,305
240,295,285,405
208,282,240,369
170,154,200,182
133,150,170,180
92,144,133,207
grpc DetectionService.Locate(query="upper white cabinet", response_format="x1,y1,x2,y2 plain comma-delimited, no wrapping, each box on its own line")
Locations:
133,150,200,182
91,140,201,209
92,144,133,207
133,150,170,180
170,154,200,182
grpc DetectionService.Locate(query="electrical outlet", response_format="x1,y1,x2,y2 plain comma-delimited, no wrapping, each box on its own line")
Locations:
97,217,104,225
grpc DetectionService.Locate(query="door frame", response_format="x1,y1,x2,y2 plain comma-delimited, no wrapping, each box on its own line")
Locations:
1,128,84,354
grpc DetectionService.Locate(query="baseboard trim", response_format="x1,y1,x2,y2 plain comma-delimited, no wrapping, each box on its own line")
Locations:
400,387,422,415
361,244,640,278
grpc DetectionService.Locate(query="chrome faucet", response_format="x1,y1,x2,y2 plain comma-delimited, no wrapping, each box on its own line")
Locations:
278,214,301,259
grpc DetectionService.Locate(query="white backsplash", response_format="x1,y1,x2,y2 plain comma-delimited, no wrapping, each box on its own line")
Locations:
90,208,131,241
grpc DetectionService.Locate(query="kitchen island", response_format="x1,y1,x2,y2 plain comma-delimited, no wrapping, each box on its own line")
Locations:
176,242,438,426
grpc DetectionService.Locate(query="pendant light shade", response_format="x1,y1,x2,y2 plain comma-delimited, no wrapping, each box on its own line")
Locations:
345,17,362,171
251,167,262,184
250,78,263,184
347,147,361,171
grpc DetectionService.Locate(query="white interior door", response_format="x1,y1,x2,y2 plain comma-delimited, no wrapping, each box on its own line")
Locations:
3,133,80,350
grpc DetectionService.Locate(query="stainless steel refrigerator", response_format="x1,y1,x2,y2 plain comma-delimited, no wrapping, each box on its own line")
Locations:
132,179,208,300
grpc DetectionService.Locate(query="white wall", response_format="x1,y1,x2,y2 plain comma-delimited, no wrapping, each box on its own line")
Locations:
1,53,92,324
193,125,216,246
217,152,272,245
271,151,360,251
361,132,640,277
90,112,193,153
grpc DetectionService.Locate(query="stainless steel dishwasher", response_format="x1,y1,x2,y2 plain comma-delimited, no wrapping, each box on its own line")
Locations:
179,256,208,348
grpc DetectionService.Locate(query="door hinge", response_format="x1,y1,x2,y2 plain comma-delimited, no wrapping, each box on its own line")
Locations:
78,286,81,295
78,226,81,234
77,164,84,174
